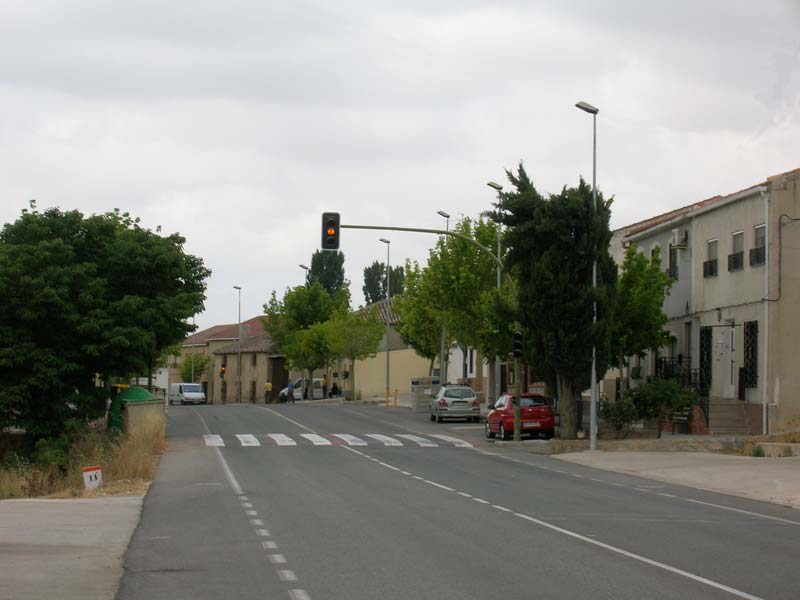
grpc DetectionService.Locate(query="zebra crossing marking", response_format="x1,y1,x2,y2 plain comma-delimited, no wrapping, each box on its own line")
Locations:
204,434,225,447
396,434,438,447
204,432,472,448
235,434,261,447
365,434,403,447
267,433,297,446
299,433,332,446
331,434,368,446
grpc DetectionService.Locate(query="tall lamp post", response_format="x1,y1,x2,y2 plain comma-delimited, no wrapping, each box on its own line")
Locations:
575,100,599,451
379,238,391,406
299,264,309,398
233,285,242,404
436,210,450,384
487,182,503,407
191,315,196,383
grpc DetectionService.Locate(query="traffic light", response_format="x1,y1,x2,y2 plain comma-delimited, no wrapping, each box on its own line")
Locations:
512,330,523,359
321,212,340,250
219,365,226,378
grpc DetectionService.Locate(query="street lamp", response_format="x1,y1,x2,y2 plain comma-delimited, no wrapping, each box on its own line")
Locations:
233,285,242,404
436,211,450,385
576,99,599,450
380,238,391,407
191,315,196,383
299,263,309,284
298,265,309,397
486,182,503,408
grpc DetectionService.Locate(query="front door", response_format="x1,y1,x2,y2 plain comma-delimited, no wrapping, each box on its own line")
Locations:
723,321,736,398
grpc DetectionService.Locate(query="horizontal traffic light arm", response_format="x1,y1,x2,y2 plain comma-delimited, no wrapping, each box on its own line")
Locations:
340,223,516,297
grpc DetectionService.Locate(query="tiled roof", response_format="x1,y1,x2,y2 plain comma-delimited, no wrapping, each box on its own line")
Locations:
215,332,276,355
184,316,267,346
362,296,399,326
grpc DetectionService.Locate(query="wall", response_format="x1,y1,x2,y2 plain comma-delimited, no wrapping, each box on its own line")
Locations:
350,348,432,398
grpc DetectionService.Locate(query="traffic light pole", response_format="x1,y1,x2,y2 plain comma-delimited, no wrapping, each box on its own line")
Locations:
340,222,524,442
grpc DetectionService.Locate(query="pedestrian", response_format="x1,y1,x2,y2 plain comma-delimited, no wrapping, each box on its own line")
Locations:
263,380,273,404
322,374,328,399
330,381,339,398
287,380,295,403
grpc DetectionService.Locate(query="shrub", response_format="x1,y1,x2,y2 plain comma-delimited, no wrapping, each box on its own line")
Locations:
632,379,696,438
600,394,638,438
751,445,765,457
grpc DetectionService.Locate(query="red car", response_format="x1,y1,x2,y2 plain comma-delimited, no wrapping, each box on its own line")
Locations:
485,393,555,440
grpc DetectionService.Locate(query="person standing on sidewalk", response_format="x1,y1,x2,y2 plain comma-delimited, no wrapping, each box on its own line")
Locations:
263,380,273,404
287,380,295,403
322,374,328,399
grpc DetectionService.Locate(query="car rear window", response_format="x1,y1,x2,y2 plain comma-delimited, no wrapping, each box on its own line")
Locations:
510,396,549,407
443,388,476,399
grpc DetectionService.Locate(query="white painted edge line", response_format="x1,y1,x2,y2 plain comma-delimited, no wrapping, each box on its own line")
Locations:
685,498,800,526
423,479,454,492
300,433,332,446
256,529,270,537
203,434,224,447
473,498,490,504
289,590,311,600
512,511,762,600
236,434,261,447
255,406,316,432
268,554,287,564
658,493,677,498
250,519,263,526
400,470,411,476
245,510,258,516
193,409,243,495
278,570,298,582
492,504,512,512
458,492,473,498
378,461,402,472
262,541,278,549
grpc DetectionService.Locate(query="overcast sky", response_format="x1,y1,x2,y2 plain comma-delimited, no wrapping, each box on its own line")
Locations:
2,1,798,332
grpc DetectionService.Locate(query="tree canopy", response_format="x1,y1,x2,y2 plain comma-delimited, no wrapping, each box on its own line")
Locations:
491,164,616,437
362,261,405,305
326,307,385,397
308,249,347,298
0,205,210,439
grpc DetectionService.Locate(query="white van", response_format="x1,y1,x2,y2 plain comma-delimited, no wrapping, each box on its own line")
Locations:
169,382,207,405
278,378,323,401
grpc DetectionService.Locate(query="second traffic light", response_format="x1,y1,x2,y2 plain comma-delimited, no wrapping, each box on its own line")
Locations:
512,330,523,359
321,212,340,250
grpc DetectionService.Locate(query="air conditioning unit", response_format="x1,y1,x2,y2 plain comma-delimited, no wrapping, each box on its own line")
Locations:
671,228,688,249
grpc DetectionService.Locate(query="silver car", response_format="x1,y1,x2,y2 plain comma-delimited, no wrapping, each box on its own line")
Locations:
430,385,480,423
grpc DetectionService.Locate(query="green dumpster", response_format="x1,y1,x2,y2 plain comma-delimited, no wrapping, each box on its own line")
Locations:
108,386,157,431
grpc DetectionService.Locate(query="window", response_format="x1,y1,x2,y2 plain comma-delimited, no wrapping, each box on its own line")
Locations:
728,231,744,271
444,387,476,399
703,240,718,277
750,224,766,266
251,353,257,366
668,245,679,279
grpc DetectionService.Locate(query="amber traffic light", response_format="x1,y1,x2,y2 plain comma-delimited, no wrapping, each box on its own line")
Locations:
321,212,340,250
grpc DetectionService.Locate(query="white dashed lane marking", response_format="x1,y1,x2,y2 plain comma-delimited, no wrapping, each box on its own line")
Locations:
203,434,225,446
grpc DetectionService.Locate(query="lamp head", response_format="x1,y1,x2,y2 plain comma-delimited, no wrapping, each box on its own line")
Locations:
575,101,599,115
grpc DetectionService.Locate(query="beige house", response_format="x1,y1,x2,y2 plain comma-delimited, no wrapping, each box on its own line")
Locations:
211,333,287,404
611,167,800,434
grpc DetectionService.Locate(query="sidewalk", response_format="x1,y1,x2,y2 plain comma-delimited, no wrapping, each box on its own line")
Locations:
0,496,143,600
555,451,800,509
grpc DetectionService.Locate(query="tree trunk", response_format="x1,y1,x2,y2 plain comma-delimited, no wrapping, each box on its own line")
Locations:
350,360,356,400
619,354,628,396
428,358,434,377
557,374,578,438
487,364,496,406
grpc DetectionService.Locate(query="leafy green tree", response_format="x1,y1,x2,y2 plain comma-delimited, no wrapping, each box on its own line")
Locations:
326,308,385,398
263,281,347,397
180,353,210,383
0,205,209,440
611,244,673,392
394,260,450,374
631,378,695,438
491,164,617,438
308,249,347,298
362,261,405,305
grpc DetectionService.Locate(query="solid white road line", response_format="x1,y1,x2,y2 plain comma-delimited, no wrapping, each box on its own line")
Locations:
300,433,332,446
203,434,225,447
473,498,490,504
365,434,403,446
193,410,243,495
331,434,368,446
512,512,763,600
493,504,512,512
235,434,261,447
396,434,438,447
685,498,800,526
255,406,316,432
268,434,297,446
278,570,298,582
428,434,473,447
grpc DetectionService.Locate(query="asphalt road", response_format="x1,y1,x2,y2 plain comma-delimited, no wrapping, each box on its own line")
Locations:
116,403,800,600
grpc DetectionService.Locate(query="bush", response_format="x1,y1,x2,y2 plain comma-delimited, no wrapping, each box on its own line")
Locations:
600,394,638,438
631,379,696,438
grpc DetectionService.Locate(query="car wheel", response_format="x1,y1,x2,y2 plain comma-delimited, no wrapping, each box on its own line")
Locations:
499,422,506,440
485,421,495,439
436,410,443,424
430,411,435,422
544,429,555,440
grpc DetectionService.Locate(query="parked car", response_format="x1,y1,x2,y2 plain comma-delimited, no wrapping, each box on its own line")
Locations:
429,385,480,423
485,393,554,439
278,378,323,401
169,382,207,405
